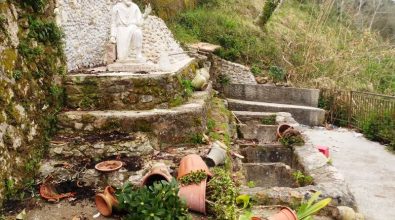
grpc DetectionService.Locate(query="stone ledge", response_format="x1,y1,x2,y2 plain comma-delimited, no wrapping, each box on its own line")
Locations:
56,88,212,151
228,99,325,126
224,84,320,107
64,59,198,111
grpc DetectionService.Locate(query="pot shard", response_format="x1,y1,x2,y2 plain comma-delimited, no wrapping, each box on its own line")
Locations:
178,154,213,179
141,163,173,186
95,186,119,217
268,207,298,220
178,178,207,214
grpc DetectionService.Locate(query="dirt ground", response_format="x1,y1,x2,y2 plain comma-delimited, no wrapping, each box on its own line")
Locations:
303,127,395,220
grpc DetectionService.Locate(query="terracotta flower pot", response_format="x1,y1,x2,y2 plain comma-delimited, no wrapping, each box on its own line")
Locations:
277,124,293,139
141,163,173,186
95,186,119,217
95,160,123,172
178,178,207,214
268,207,297,220
177,154,212,179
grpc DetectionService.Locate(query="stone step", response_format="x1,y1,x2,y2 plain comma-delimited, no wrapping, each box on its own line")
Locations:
227,99,325,126
64,59,198,111
232,111,299,127
51,89,211,159
224,83,320,107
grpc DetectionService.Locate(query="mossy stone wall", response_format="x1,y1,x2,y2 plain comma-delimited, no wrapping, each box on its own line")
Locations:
0,0,65,206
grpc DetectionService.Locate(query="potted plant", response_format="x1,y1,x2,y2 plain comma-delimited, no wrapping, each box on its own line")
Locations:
296,191,332,220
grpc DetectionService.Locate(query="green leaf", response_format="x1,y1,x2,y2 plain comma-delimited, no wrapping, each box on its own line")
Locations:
236,194,251,209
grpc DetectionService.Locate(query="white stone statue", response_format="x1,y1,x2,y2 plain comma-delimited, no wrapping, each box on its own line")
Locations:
110,0,152,62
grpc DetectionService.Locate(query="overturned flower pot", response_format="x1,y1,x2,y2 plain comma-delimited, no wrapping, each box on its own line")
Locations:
277,124,293,139
178,178,208,214
178,154,212,179
268,207,297,220
204,141,228,167
141,163,173,186
95,186,119,217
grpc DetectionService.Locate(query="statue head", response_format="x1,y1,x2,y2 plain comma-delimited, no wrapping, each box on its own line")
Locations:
123,0,133,6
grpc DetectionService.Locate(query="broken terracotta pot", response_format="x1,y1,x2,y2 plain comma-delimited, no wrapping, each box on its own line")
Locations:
141,163,173,186
39,184,76,202
95,160,123,172
177,154,212,179
178,178,207,214
268,207,298,220
276,124,293,139
95,186,119,217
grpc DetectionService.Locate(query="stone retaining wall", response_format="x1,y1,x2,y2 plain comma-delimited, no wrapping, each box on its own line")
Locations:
211,55,257,85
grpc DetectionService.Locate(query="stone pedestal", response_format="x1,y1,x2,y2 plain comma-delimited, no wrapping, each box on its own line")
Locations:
105,43,116,65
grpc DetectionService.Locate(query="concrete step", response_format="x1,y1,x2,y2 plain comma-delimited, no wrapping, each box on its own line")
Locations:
64,59,198,111
51,90,211,159
228,99,325,126
233,111,299,127
224,83,320,107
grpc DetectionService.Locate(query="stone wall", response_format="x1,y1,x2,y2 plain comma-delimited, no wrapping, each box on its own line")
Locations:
0,1,65,206
57,0,189,71
211,55,257,85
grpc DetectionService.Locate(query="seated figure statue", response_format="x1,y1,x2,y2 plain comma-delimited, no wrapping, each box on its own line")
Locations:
110,0,151,62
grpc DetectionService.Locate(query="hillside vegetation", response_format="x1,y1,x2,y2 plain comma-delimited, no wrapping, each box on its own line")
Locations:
168,0,395,95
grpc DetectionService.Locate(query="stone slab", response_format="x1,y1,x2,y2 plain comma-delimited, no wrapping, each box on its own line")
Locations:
228,99,325,126
224,83,320,107
65,59,198,111
57,88,212,148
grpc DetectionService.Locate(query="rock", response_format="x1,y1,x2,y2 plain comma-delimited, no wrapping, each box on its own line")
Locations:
255,76,269,84
337,206,357,220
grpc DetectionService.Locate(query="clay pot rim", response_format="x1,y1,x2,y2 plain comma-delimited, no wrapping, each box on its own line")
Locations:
277,124,293,138
95,160,123,172
280,207,298,219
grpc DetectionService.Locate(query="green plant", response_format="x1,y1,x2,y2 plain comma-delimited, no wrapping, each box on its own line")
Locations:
292,170,313,186
0,15,6,33
207,118,216,132
4,179,17,200
28,17,64,45
261,115,276,125
190,133,204,144
260,0,281,27
181,79,194,97
247,181,256,188
279,129,305,147
116,179,191,220
361,111,395,151
21,0,47,13
206,167,238,220
218,74,231,86
297,191,332,220
179,170,208,186
269,65,286,82
250,64,263,76
12,70,23,80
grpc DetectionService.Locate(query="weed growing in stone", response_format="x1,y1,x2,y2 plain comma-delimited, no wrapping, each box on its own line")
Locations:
261,115,276,125
292,170,313,186
247,181,256,188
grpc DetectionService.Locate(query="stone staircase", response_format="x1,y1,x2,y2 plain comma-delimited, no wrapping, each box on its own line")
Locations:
224,83,325,126
39,59,212,188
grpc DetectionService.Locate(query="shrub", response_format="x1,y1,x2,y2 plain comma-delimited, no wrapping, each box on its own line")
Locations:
269,65,286,82
259,0,281,27
116,180,191,220
361,111,395,150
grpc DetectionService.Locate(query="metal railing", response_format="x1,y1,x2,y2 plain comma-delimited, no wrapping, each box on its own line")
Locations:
320,89,395,129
